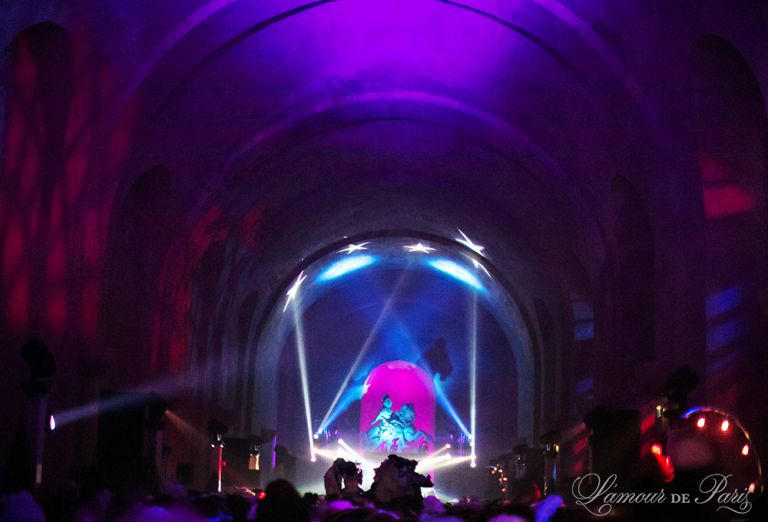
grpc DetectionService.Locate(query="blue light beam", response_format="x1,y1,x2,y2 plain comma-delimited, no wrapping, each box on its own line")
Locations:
318,255,375,281
434,375,471,438
427,258,484,291
317,270,409,433
318,385,363,433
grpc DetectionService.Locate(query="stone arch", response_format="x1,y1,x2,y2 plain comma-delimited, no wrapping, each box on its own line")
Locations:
688,34,768,424
103,166,172,379
1,22,74,333
248,233,538,448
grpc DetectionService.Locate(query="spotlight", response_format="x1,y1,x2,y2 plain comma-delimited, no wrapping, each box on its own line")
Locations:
48,414,55,431
748,483,756,494
313,434,319,440
337,438,344,444
720,419,730,432
444,443,451,449
470,458,477,468
741,444,750,456
696,417,706,429
310,456,317,462
651,443,663,456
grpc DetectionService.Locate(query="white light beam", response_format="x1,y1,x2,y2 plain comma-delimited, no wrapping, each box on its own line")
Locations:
283,271,307,312
291,299,315,459
338,242,369,255
455,229,486,257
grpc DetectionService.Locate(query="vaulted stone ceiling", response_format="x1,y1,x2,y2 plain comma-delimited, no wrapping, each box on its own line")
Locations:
1,1,767,481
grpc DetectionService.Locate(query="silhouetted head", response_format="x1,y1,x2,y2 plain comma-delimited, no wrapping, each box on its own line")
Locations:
258,479,308,522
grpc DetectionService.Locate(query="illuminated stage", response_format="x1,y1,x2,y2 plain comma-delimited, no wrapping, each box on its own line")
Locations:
256,234,530,496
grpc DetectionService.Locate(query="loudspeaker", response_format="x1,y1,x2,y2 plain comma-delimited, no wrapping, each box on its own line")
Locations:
96,392,145,487
584,408,641,484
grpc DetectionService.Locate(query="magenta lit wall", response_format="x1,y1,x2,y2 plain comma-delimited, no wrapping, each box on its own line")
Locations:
359,360,435,455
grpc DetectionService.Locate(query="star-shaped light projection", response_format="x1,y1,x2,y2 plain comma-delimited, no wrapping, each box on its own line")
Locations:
464,254,491,278
338,242,369,255
283,271,307,312
455,229,486,256
404,242,435,254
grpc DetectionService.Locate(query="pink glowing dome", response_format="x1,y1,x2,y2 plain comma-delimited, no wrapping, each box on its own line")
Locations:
360,360,436,454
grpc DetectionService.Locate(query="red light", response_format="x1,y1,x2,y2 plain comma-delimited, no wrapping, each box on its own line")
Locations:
720,419,730,432
651,443,663,456
258,491,266,499
742,444,750,456
696,417,706,429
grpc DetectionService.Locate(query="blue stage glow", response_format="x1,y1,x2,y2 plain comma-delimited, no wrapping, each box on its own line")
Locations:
317,385,363,434
433,376,471,438
318,255,376,281
426,259,484,291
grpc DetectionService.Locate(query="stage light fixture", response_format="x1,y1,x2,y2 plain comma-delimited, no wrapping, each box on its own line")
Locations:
748,482,756,494
696,417,706,429
424,445,451,460
48,415,55,431
720,419,730,432
651,443,663,456
313,433,319,440
742,444,750,456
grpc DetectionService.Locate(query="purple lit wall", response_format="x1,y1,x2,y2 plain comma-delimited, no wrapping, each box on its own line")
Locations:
1,0,767,492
